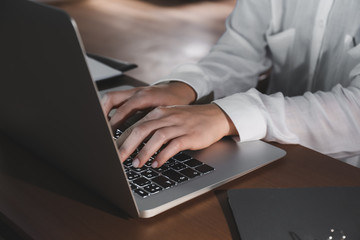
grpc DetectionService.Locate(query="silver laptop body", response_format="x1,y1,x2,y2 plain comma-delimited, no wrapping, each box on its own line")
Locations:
0,0,286,218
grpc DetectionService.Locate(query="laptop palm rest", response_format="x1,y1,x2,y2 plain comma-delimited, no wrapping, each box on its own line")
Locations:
135,139,285,218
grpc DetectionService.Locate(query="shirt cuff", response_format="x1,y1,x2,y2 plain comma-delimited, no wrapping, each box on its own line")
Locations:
213,92,267,142
152,63,212,101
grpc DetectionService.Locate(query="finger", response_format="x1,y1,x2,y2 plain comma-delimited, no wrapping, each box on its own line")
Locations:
135,126,185,168
109,98,148,128
152,136,191,167
116,124,147,163
109,90,162,128
115,109,159,149
101,89,138,116
116,117,175,165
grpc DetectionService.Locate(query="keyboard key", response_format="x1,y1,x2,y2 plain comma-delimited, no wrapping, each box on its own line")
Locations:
133,177,151,187
195,164,214,174
114,129,122,138
184,159,203,168
163,169,188,183
123,158,133,167
126,171,140,181
180,168,201,179
134,188,150,198
152,176,176,189
144,158,154,167
130,183,138,190
172,153,192,162
129,165,148,172
165,157,176,165
153,164,169,173
170,162,187,171
141,169,159,179
143,183,163,194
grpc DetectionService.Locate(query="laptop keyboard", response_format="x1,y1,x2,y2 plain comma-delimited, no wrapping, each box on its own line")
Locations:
114,129,215,198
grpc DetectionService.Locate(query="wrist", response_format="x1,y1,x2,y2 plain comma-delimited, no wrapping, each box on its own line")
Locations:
210,103,239,136
165,81,197,104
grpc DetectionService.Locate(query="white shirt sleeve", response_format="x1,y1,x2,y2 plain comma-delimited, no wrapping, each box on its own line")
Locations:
214,73,360,159
154,0,272,101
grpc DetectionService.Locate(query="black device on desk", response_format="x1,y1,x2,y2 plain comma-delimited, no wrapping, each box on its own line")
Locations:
86,53,137,73
228,187,360,240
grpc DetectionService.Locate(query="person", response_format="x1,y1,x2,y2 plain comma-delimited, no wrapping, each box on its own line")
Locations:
102,0,360,168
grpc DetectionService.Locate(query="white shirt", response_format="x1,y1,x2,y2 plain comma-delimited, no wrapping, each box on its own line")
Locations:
156,0,360,167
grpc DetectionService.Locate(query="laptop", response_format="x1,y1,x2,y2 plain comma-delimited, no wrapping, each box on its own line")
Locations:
0,0,286,218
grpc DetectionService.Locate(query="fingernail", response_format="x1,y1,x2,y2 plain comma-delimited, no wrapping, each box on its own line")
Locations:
132,158,140,168
151,161,158,168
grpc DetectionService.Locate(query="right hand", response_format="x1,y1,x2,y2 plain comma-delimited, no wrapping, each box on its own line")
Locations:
115,103,237,168
101,81,197,129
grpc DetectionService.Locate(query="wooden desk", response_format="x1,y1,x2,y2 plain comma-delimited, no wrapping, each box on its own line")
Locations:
1,128,360,240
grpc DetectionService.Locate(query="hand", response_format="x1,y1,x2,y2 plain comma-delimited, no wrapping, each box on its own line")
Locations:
101,81,197,129
116,104,237,168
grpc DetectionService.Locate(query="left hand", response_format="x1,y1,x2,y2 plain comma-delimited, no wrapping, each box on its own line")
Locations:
116,103,238,168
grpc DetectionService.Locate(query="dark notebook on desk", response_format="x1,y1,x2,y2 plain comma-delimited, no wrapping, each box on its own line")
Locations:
228,187,360,240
